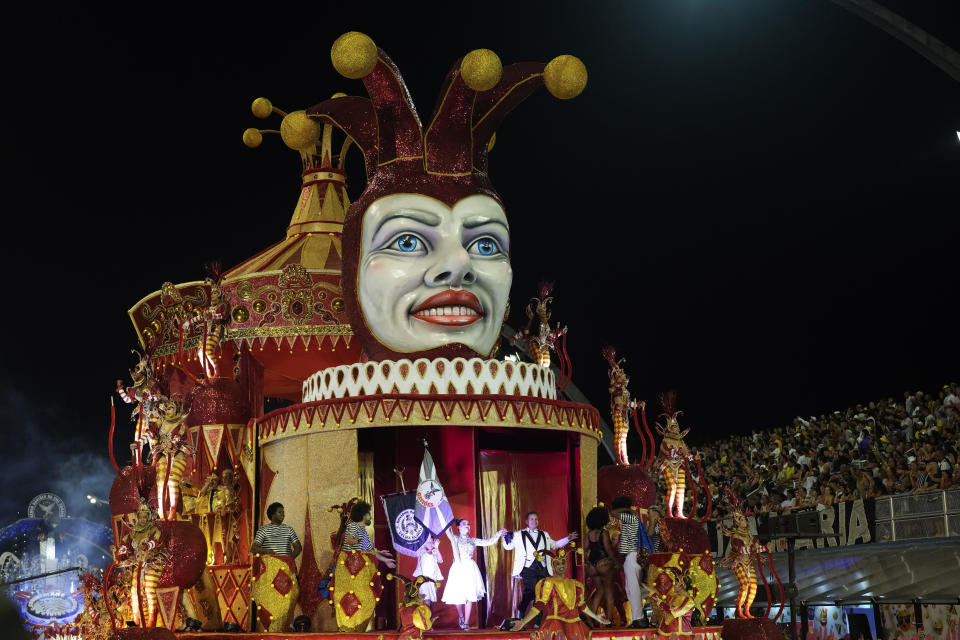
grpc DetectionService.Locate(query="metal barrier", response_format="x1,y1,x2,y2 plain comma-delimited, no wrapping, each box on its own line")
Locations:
873,488,960,542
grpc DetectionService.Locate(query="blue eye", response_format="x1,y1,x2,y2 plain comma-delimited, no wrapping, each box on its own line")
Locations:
390,234,422,253
470,237,501,257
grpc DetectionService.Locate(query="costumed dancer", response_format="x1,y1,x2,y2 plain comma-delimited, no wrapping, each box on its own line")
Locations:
510,547,609,640
504,511,579,620
654,393,697,519
115,500,168,627
583,506,621,627
443,518,506,630
182,264,230,380
132,396,193,520
611,496,653,628
413,536,444,609
648,565,696,638
387,574,439,640
250,502,301,560
718,489,768,619
330,500,395,632
250,502,302,631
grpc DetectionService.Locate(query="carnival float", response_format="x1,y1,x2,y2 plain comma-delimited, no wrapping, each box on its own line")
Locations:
74,30,784,640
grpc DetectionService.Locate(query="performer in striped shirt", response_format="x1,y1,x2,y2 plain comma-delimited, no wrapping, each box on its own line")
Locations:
612,496,652,628
251,503,302,558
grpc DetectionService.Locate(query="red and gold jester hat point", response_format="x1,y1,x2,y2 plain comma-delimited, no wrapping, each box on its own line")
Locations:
307,31,588,361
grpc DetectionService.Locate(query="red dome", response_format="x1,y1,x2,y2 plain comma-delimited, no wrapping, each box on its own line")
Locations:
659,517,710,554
597,464,656,510
157,520,207,588
185,377,250,426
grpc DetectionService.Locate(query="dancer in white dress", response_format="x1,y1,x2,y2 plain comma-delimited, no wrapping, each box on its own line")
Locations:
442,518,506,630
413,536,444,608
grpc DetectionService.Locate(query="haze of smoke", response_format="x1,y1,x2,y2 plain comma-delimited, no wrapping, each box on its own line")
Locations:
0,377,115,527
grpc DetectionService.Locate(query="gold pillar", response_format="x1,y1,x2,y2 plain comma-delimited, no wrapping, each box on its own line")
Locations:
580,436,598,524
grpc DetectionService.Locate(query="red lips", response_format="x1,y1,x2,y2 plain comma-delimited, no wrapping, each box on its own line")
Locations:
411,290,484,326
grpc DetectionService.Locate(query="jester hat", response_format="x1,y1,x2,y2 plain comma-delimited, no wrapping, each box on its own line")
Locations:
307,32,587,360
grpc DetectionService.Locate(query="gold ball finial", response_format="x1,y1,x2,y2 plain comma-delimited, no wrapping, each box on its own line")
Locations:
251,98,273,119
242,128,263,148
280,111,320,151
331,32,378,79
544,55,588,100
460,49,502,91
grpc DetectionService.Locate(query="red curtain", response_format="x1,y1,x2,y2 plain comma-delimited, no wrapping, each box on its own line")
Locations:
478,450,571,627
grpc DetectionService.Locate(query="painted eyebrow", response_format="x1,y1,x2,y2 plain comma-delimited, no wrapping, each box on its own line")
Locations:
375,209,443,233
462,216,509,230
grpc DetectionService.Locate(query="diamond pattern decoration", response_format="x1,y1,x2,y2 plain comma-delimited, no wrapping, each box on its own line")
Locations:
339,591,362,618
272,567,293,595
219,570,237,602
343,550,367,575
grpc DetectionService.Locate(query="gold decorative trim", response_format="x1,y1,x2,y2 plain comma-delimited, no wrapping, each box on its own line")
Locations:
227,324,352,339
222,269,344,286
153,337,201,357
257,395,603,445
146,324,353,356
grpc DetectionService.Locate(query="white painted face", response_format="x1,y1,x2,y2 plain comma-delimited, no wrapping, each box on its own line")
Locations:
358,193,512,355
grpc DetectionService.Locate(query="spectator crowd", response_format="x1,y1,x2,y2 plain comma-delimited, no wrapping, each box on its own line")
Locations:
671,383,960,521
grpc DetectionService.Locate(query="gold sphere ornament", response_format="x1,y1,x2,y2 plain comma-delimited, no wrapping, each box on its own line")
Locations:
251,97,273,119
543,55,588,100
280,110,320,151
460,49,502,91
242,128,263,148
331,298,345,312
331,32,378,79
253,300,267,313
232,306,250,323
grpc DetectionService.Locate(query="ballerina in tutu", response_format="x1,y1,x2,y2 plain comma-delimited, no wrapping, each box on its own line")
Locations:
413,536,444,610
443,518,507,630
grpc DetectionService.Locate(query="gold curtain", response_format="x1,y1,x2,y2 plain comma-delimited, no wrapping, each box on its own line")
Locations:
479,453,525,627
358,451,375,536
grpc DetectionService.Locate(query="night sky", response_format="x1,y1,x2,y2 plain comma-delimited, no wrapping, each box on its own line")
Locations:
2,1,958,526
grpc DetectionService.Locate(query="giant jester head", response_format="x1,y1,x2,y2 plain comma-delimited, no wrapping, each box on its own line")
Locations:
307,32,586,361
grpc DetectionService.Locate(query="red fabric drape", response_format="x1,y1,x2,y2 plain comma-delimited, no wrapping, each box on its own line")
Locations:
479,450,571,627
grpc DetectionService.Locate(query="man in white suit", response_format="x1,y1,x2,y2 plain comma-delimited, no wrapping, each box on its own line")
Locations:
502,511,578,618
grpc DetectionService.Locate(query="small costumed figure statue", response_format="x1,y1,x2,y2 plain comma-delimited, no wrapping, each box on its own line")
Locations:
511,546,609,640
116,351,163,466
718,488,768,619
182,263,230,380
648,564,697,639
654,392,698,519
516,282,567,368
132,396,193,520
115,500,169,627
76,570,113,640
387,574,439,640
601,346,646,466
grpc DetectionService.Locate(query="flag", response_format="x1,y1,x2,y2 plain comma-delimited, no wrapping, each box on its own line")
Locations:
414,447,454,536
381,490,430,558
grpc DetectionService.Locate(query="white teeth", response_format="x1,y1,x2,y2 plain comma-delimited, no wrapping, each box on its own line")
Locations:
413,304,481,317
